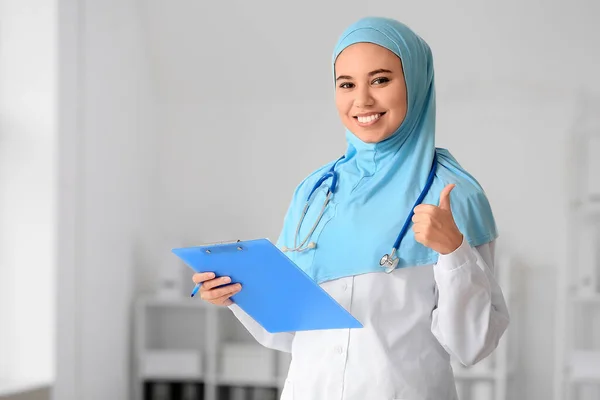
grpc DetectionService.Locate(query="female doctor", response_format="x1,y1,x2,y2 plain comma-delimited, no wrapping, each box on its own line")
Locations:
192,16,510,400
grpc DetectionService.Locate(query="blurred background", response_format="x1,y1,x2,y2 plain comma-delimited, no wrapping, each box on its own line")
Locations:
0,0,599,399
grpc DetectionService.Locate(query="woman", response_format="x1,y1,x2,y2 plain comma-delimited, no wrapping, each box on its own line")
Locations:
192,16,509,400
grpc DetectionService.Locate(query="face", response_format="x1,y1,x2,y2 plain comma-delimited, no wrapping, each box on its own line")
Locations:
334,43,408,143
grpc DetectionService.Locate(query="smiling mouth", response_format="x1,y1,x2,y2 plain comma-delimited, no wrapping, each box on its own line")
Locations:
354,112,386,126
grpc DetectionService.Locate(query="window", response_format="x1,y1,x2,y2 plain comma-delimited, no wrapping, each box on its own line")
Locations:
0,0,56,391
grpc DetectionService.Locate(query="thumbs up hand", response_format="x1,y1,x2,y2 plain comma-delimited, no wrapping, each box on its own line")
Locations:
412,184,464,255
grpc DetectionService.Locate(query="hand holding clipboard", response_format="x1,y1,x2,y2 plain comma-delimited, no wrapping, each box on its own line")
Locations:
172,238,363,333
191,271,241,306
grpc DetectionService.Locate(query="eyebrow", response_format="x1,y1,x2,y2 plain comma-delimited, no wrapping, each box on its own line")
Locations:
335,68,393,81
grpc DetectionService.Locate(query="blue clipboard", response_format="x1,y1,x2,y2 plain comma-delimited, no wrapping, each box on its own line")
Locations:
171,238,363,333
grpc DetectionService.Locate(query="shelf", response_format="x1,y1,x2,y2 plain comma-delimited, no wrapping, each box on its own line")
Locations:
139,373,204,382
453,370,496,380
215,374,281,388
570,293,600,304
137,349,203,382
452,364,515,381
567,350,600,383
137,296,235,313
568,376,600,384
138,295,207,308
138,295,213,309
572,199,600,217
134,294,285,400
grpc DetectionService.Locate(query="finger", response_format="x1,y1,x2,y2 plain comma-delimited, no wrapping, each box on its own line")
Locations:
438,184,456,211
192,272,216,284
201,283,242,301
413,204,437,214
411,212,430,224
413,231,427,246
210,288,242,306
200,276,232,291
207,283,241,300
215,297,234,306
412,222,425,234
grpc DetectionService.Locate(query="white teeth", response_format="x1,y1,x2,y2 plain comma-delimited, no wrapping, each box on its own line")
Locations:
357,113,382,124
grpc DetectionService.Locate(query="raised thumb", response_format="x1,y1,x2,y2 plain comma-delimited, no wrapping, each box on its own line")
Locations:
439,184,456,211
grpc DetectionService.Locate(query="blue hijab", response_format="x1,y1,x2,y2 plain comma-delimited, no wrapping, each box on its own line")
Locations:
276,17,498,283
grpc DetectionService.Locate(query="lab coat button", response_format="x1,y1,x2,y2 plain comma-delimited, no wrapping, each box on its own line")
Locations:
342,283,348,291
335,346,344,354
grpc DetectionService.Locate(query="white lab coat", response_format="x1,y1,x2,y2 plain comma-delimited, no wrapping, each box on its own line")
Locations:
228,237,510,400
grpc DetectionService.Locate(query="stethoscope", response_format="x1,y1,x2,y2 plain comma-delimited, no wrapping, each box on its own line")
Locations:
281,152,438,273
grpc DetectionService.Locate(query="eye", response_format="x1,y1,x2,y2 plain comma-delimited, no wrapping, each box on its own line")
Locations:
339,82,354,89
372,77,390,85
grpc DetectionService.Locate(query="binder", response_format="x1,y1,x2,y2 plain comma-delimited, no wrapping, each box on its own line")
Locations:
172,238,363,333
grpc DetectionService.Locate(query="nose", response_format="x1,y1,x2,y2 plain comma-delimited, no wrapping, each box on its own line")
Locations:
353,86,375,108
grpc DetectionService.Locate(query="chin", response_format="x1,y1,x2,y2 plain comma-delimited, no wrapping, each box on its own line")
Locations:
356,131,393,144
360,136,382,144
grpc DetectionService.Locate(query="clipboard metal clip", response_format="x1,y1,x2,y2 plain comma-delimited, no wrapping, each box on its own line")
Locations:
200,239,244,254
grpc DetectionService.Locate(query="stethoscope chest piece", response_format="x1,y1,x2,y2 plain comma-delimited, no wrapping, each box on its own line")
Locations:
379,253,399,274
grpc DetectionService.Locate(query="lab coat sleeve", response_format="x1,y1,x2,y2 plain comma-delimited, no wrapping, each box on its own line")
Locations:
228,303,295,353
430,237,510,366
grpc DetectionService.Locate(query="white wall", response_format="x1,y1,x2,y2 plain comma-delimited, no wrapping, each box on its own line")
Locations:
0,0,56,385
54,0,159,399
